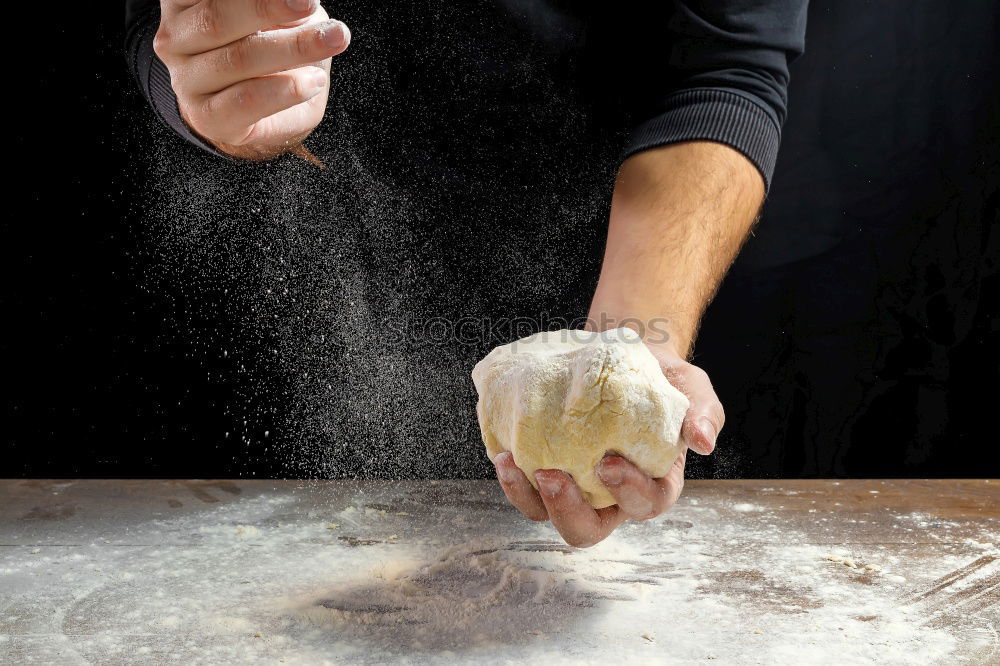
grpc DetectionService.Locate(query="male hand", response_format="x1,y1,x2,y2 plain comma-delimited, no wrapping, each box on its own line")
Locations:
494,141,758,548
493,343,722,548
153,0,351,159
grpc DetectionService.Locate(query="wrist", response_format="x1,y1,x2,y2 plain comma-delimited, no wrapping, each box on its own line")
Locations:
583,307,690,360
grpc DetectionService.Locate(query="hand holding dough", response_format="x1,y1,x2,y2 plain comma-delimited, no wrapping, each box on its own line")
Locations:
472,328,689,508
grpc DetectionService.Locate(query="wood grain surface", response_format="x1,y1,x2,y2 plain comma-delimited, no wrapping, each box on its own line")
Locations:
1,479,996,664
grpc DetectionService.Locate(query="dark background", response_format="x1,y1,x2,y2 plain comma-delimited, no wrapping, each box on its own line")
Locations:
4,1,998,479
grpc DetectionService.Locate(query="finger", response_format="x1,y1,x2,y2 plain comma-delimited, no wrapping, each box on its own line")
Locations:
170,0,322,55
595,455,674,521
189,66,326,144
493,452,548,521
663,363,725,455
236,90,327,148
186,19,349,94
654,448,687,509
534,469,626,548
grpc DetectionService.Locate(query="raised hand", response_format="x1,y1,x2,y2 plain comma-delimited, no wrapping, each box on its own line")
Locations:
153,0,350,159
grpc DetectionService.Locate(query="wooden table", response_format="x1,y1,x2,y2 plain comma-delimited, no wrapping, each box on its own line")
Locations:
1,479,997,664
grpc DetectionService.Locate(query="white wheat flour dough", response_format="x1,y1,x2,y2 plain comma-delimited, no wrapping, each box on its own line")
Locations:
472,328,689,508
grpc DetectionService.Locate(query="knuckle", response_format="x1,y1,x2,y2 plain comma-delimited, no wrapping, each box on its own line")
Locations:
645,498,666,519
181,104,210,135
191,100,237,144
197,92,219,116
231,86,254,111
152,27,172,59
632,500,660,522
689,365,710,384
293,26,317,58
287,75,305,100
254,0,275,21
194,1,221,37
225,39,251,71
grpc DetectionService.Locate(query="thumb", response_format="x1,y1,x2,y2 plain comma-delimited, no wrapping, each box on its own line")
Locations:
657,356,725,456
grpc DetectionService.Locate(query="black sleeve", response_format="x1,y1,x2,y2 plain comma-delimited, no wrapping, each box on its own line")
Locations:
626,0,808,190
125,0,225,156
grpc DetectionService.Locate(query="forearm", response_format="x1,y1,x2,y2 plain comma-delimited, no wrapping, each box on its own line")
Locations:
588,141,764,358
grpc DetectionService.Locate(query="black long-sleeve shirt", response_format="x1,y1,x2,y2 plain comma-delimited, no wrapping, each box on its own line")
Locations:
125,1,807,189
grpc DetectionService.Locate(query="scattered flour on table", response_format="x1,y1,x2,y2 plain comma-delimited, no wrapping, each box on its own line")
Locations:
2,486,995,664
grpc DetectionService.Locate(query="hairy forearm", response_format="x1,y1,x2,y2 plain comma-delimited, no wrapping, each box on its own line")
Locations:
588,141,765,358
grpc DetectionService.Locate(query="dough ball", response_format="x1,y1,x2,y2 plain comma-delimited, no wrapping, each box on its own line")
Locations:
472,328,689,508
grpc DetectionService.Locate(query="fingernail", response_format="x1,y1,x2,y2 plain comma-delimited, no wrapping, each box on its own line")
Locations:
698,417,717,448
535,472,563,498
319,20,348,46
307,68,327,91
596,459,624,486
285,0,314,12
494,456,519,484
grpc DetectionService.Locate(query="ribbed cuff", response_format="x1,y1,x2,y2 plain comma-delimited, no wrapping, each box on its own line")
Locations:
626,89,781,191
133,22,228,158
